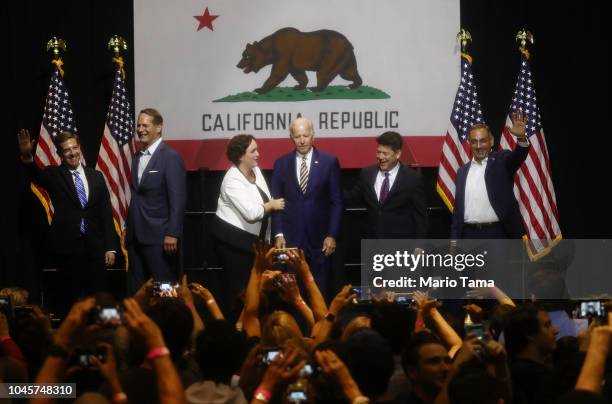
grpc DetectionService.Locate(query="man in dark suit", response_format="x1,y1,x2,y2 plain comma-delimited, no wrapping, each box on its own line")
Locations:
271,117,343,297
451,112,529,239
125,108,186,293
18,129,116,312
346,131,428,239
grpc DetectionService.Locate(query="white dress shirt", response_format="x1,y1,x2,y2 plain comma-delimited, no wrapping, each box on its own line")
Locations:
374,162,400,200
216,166,272,239
138,137,163,184
463,157,500,224
68,164,89,201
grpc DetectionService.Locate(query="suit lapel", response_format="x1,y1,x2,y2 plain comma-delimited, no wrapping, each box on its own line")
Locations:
289,152,300,194
382,164,404,204
59,165,80,206
365,166,379,204
83,167,96,207
139,143,164,187
132,153,140,187
303,148,320,197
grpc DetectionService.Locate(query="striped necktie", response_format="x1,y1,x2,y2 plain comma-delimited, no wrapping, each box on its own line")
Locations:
299,155,308,194
72,171,87,233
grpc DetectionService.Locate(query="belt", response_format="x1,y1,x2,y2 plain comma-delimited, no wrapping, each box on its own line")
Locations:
464,222,501,230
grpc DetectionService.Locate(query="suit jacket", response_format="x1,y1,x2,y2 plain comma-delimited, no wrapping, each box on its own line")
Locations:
25,163,116,256
451,144,530,239
347,164,428,239
271,148,343,248
127,142,186,245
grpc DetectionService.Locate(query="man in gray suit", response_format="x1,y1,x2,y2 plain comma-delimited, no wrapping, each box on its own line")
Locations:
125,108,186,293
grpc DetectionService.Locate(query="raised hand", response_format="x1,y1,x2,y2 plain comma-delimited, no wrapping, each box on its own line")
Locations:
510,110,528,139
17,129,35,160
252,240,275,274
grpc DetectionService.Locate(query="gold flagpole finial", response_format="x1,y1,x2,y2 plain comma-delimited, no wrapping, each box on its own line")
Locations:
108,35,128,57
516,29,534,49
46,37,67,58
456,29,472,53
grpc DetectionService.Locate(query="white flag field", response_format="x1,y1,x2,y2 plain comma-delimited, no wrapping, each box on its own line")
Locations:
134,0,460,169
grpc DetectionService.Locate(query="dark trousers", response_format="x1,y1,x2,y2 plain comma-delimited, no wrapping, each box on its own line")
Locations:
47,237,106,316
461,222,508,239
214,239,254,319
127,241,178,295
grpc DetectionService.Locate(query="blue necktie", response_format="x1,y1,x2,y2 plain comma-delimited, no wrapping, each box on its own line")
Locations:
379,172,390,203
73,171,87,233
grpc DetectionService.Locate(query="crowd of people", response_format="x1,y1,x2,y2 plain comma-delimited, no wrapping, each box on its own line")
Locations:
1,245,611,403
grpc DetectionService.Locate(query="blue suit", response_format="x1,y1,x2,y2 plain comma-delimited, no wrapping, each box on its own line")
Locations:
451,144,530,239
126,142,186,292
271,148,343,297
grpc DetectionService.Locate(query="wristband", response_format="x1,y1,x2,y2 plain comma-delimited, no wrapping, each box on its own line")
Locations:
185,302,195,310
295,299,306,309
304,276,315,285
206,298,215,305
254,388,272,402
415,320,425,329
353,396,370,404
0,336,12,343
146,346,170,361
111,392,128,403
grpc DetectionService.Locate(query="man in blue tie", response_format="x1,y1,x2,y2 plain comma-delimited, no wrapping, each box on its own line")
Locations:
345,131,428,239
18,129,117,314
271,117,343,298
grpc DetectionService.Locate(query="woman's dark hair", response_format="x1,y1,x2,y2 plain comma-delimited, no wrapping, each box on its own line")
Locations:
226,134,256,165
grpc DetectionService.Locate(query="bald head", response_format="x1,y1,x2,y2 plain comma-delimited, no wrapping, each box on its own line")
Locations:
290,117,314,155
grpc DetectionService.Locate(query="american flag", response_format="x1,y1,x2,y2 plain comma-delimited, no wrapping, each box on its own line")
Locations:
500,49,561,259
437,53,484,211
96,58,136,236
33,61,80,223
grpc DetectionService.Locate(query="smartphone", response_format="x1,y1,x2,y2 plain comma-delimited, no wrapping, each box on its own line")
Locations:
0,297,11,317
77,347,106,368
299,363,320,378
273,248,298,263
98,306,123,325
465,323,486,340
153,282,179,297
396,295,411,304
258,348,281,365
574,301,606,319
286,390,308,403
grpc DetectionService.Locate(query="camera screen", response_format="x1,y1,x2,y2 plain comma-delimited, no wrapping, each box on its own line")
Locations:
259,349,281,365
465,323,485,339
287,391,307,402
579,301,605,317
0,297,9,306
100,308,120,322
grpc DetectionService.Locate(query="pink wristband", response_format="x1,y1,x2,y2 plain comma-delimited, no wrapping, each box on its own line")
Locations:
254,387,272,401
0,336,11,343
415,320,425,329
146,346,170,361
206,298,215,305
185,302,195,310
295,299,306,309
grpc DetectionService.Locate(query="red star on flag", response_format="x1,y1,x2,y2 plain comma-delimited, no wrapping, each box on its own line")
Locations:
194,7,219,31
